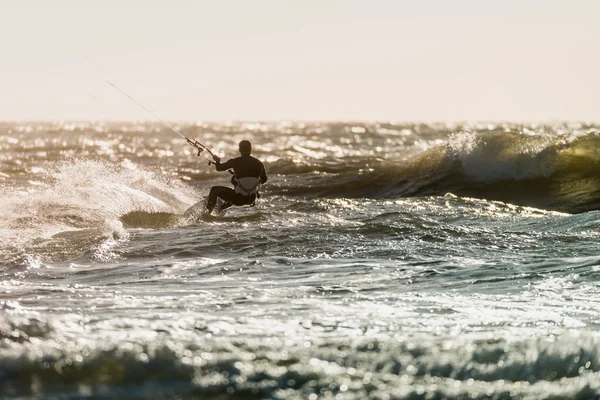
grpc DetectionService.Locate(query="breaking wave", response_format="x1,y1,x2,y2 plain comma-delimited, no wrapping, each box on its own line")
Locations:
2,312,600,400
266,130,600,213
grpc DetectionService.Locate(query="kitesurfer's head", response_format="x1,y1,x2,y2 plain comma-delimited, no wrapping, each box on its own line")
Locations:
239,140,252,155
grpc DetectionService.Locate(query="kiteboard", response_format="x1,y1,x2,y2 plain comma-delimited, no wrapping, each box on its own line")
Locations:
183,198,228,220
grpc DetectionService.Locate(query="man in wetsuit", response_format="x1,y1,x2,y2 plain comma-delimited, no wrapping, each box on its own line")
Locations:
206,140,268,214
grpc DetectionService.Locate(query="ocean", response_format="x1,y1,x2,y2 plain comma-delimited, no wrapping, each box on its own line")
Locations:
2,121,600,399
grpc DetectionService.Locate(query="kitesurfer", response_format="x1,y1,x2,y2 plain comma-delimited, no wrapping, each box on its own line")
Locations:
206,140,268,214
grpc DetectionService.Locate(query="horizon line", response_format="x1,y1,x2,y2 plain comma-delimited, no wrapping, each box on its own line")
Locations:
1,118,599,126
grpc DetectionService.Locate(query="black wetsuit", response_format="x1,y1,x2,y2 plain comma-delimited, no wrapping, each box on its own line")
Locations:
206,154,268,213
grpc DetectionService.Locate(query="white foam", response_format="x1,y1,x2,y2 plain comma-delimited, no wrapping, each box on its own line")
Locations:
447,131,559,182
0,159,200,259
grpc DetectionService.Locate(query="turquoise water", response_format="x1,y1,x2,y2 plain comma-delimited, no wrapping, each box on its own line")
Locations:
2,121,600,399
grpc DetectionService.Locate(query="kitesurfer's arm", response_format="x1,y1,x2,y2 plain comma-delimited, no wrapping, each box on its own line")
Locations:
213,155,235,172
259,162,268,184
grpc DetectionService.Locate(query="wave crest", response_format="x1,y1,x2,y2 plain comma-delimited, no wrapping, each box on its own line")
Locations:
267,130,600,213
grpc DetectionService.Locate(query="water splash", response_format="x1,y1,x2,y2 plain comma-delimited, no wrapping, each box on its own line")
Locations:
0,159,200,263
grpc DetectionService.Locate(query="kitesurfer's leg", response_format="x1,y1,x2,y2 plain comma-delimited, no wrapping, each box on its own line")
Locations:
207,186,237,213
207,186,227,213
219,201,234,211
207,186,258,213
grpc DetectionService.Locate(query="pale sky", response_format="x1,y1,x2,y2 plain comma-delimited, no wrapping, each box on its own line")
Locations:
0,0,598,122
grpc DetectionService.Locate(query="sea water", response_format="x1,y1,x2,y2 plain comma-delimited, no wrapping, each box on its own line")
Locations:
1,121,600,399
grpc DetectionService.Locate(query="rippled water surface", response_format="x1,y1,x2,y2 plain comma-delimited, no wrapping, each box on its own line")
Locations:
2,121,600,399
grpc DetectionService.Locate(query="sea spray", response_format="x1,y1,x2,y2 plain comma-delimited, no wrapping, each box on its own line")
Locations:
0,158,200,264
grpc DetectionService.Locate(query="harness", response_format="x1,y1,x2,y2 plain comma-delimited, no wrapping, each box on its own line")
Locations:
234,177,261,196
